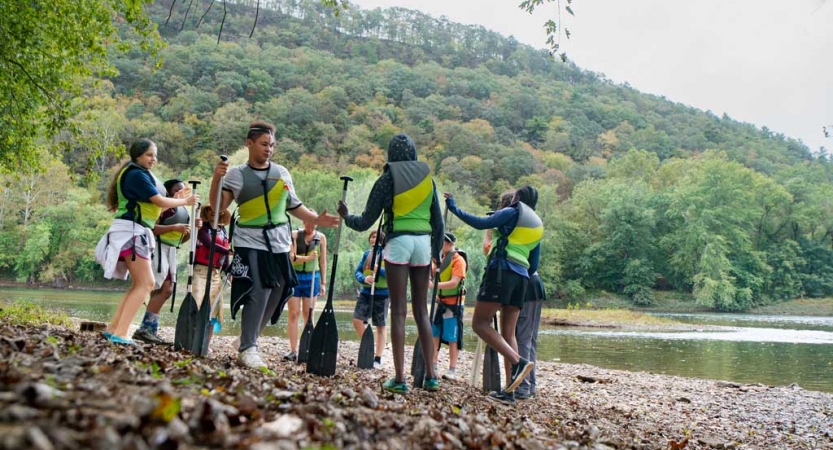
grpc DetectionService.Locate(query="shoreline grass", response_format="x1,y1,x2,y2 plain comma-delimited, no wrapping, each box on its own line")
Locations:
0,300,72,327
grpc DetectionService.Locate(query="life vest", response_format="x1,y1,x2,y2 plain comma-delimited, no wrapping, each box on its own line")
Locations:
490,202,543,269
387,161,433,234
195,227,229,268
291,229,320,273
439,250,467,303
362,250,387,289
114,162,164,229
157,206,190,247
236,163,289,229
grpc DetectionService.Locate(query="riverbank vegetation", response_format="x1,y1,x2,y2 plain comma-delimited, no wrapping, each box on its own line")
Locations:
1,0,832,314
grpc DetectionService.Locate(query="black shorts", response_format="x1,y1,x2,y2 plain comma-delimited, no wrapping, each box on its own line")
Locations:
476,267,527,308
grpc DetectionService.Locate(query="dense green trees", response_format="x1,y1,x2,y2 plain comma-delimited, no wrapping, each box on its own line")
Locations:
1,0,831,311
0,0,161,172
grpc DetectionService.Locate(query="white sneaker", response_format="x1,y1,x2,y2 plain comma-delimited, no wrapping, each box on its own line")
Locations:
443,370,457,381
238,347,266,369
373,361,382,370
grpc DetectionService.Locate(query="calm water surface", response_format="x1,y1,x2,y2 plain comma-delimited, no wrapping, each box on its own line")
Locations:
3,287,832,392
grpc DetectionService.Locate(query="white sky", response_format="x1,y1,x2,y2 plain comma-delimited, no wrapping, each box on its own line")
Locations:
349,0,833,154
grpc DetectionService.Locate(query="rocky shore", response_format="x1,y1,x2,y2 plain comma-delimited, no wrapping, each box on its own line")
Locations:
0,320,831,449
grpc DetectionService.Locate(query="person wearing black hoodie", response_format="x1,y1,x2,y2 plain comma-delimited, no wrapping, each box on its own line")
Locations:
444,185,542,406
338,133,444,394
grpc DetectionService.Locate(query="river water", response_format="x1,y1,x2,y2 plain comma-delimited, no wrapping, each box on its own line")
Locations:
3,287,832,392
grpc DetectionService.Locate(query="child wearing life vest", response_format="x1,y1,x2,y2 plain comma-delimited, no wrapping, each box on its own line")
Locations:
133,179,194,346
353,229,390,369
285,217,328,361
337,134,444,394
193,204,232,346
445,185,543,406
95,139,198,345
431,232,467,380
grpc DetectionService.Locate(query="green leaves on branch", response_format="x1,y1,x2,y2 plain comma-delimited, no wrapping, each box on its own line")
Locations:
0,0,162,172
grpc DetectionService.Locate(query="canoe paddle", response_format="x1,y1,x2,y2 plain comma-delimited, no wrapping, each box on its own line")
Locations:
297,237,319,364
173,180,201,353
306,175,352,377
357,219,384,369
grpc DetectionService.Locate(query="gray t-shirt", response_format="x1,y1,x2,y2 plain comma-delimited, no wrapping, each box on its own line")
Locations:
224,163,302,253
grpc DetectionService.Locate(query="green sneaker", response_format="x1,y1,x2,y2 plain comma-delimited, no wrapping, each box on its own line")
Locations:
423,377,440,392
381,379,409,395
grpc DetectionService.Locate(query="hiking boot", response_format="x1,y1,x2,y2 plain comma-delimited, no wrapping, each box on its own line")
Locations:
106,334,138,346
515,390,536,400
283,350,297,362
505,358,534,393
238,347,267,370
381,379,409,395
132,328,171,346
487,390,516,406
423,377,440,392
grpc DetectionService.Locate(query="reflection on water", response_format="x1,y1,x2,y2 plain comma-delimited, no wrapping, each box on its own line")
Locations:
652,312,833,332
3,287,832,393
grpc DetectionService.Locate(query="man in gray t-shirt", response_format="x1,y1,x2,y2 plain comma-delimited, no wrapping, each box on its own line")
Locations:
210,122,338,370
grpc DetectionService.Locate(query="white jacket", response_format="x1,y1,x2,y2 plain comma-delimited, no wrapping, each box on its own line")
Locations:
94,219,156,280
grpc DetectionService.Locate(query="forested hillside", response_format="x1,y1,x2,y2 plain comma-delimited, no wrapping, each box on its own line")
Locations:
1,0,831,311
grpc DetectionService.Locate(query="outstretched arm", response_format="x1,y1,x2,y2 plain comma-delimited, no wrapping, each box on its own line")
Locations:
338,174,391,232
445,195,515,231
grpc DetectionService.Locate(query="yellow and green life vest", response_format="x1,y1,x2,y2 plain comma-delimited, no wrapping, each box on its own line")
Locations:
490,202,543,269
363,251,387,289
292,229,320,273
438,250,466,299
236,163,289,228
387,161,433,234
114,162,164,230
157,206,190,247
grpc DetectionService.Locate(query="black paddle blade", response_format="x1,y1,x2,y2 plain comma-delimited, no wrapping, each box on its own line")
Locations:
297,308,314,364
411,340,425,388
173,292,197,352
305,308,338,376
483,344,501,393
357,325,375,369
192,294,212,357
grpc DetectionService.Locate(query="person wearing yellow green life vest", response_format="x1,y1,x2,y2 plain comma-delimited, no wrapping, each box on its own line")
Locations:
284,217,328,361
431,232,467,381
352,229,390,369
210,121,339,370
95,139,199,345
133,179,198,346
337,134,444,395
445,185,542,406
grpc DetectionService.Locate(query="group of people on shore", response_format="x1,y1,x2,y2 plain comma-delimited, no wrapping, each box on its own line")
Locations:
94,122,544,406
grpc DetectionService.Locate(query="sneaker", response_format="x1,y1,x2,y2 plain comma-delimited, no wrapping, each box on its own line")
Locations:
487,390,516,406
442,369,457,381
238,347,267,369
132,328,171,346
373,361,382,370
283,350,297,362
505,358,534,393
102,331,113,339
515,391,536,400
423,377,440,392
381,379,409,395
107,334,138,346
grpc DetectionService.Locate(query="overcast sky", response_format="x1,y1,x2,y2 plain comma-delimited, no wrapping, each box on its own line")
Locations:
349,0,833,154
